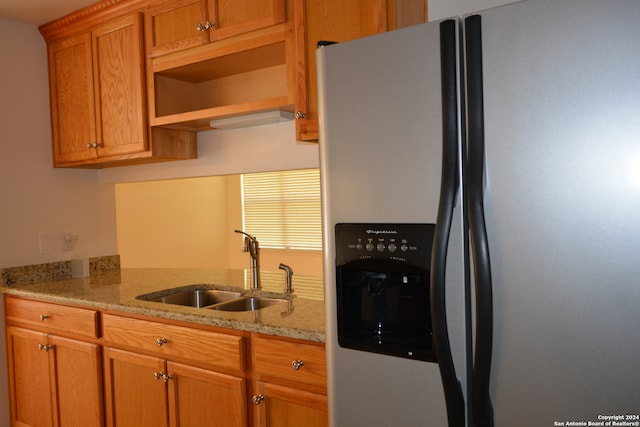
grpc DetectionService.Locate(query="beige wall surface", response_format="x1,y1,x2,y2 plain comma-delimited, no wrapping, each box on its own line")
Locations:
116,174,323,276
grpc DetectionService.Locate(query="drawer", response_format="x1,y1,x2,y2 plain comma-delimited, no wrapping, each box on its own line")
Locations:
5,296,99,339
253,335,326,388
102,314,244,372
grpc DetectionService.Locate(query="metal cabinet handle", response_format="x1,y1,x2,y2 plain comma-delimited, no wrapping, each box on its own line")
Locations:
153,371,173,382
295,111,306,119
156,338,168,347
291,360,304,370
252,395,265,405
38,344,53,352
196,21,215,31
39,314,49,321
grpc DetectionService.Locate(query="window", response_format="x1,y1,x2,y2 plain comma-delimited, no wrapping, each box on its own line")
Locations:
241,169,322,250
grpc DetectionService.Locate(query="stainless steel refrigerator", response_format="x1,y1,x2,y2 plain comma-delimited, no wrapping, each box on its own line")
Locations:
317,1,640,426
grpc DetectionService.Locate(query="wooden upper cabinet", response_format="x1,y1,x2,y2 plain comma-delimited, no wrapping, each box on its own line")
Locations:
92,13,148,159
145,0,286,57
293,0,427,141
48,32,98,164
48,13,147,166
45,10,197,168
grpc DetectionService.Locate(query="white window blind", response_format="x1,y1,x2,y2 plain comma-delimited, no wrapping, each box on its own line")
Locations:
241,169,322,250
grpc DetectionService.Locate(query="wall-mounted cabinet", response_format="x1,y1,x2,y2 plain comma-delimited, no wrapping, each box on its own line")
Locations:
40,0,427,169
145,0,286,57
293,0,427,141
45,11,196,168
149,30,292,131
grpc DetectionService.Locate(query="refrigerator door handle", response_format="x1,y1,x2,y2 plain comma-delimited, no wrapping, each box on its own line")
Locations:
465,14,495,427
430,19,466,427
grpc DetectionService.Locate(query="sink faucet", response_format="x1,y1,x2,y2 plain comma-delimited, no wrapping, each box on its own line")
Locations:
279,263,294,294
235,230,260,290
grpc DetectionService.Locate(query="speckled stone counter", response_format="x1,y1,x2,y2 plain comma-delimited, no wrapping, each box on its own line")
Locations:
0,268,326,343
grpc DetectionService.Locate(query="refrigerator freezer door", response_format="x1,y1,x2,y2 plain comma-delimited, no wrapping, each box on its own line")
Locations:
318,19,469,427
475,0,640,424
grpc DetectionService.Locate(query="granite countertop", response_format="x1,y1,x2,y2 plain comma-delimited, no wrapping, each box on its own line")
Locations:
0,268,326,343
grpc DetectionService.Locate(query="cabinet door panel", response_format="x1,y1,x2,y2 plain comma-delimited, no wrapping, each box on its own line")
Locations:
211,0,285,41
92,13,147,158
167,361,247,427
103,347,169,427
50,335,104,427
146,0,209,57
255,381,328,427
48,32,98,164
6,327,53,427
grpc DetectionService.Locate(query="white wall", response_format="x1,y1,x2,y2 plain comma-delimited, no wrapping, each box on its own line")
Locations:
99,121,320,184
0,20,118,268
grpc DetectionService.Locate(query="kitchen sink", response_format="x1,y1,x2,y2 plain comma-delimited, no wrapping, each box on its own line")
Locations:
137,287,242,308
209,296,286,312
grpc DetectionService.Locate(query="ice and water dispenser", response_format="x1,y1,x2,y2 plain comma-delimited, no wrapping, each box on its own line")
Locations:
335,223,436,362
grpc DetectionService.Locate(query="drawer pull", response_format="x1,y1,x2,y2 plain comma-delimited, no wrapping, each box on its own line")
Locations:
252,395,265,405
39,314,49,321
38,344,53,352
162,374,173,383
156,338,168,347
153,371,164,380
291,359,304,370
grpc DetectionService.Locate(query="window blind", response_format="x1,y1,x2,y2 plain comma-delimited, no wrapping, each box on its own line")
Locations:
241,169,322,250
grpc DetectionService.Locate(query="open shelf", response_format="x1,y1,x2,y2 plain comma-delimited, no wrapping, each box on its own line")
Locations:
150,37,291,131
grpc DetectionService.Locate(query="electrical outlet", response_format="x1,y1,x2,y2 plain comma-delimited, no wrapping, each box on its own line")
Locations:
62,233,74,251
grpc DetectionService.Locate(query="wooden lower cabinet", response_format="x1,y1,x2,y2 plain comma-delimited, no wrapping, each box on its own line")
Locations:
253,381,328,427
251,334,328,427
103,347,247,427
6,326,103,427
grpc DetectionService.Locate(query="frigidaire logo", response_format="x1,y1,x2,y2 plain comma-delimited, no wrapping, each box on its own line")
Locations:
366,229,398,235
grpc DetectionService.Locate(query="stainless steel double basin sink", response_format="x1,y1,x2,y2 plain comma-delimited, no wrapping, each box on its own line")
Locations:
136,286,287,312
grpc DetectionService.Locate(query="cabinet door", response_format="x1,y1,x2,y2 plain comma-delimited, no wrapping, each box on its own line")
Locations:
50,335,104,427
293,0,427,141
146,0,285,57
6,327,53,427
103,347,169,427
209,0,285,41
48,31,98,165
253,381,328,427
92,13,148,159
167,361,247,427
146,0,210,57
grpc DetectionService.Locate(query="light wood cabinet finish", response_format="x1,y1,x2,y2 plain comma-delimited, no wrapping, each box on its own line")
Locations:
103,347,169,427
5,297,104,427
6,295,99,338
254,381,328,427
4,296,326,427
102,315,248,427
102,313,245,373
253,333,326,389
252,334,327,426
45,11,196,168
292,0,427,141
145,0,286,57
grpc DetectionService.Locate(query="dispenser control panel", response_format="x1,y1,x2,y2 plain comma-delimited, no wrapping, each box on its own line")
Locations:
335,223,434,268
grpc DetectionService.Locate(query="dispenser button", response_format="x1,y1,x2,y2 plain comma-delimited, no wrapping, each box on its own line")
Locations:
366,242,375,251
388,243,397,253
377,243,385,252
400,244,408,252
